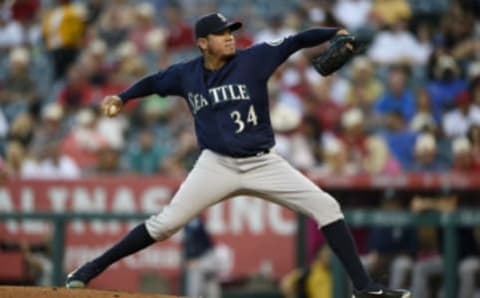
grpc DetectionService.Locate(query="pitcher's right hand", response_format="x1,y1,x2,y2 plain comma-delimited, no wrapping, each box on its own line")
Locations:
101,95,123,117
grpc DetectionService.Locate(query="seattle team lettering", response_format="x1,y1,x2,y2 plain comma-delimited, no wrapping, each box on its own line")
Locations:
187,84,251,114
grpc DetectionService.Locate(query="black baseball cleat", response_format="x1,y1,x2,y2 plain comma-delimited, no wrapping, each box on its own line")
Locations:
65,261,102,288
353,288,411,298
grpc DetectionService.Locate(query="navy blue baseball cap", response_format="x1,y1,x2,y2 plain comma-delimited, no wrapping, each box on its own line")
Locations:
195,13,242,39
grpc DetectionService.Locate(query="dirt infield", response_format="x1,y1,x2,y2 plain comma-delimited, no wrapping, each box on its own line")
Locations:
0,286,184,298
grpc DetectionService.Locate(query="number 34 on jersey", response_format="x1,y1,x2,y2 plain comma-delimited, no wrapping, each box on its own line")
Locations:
230,104,258,134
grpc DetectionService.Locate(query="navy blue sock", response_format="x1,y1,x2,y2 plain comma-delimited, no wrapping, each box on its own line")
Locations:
92,223,156,271
321,219,372,291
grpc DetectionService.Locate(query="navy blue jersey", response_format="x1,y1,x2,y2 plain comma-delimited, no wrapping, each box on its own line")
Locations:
183,217,213,259
119,28,338,157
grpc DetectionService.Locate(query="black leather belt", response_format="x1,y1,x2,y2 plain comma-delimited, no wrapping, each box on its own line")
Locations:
234,149,271,158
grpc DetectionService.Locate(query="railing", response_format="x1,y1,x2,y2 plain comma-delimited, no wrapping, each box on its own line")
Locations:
0,213,148,288
335,210,466,298
1,210,478,298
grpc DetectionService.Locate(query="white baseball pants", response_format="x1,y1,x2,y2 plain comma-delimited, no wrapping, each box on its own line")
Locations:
145,149,344,240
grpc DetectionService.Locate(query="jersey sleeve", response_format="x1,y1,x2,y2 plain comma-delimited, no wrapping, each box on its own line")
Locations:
118,64,183,103
252,27,339,79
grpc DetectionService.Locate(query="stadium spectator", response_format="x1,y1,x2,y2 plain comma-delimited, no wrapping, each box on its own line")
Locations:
21,103,69,178
143,27,168,71
0,6,23,51
332,0,372,32
114,41,148,84
96,110,129,151
281,245,333,298
374,66,416,123
39,146,78,179
0,238,53,286
410,195,480,298
22,140,80,179
183,217,221,298
368,19,428,66
409,88,439,132
84,0,104,25
29,103,66,155
279,57,313,99
426,55,467,114
298,114,324,165
127,129,166,175
128,2,161,54
451,136,480,172
443,91,480,138
80,39,110,88
344,56,383,112
10,0,41,46
97,2,133,49
467,63,480,87
315,136,357,176
94,145,121,175
7,111,34,147
409,22,434,67
3,141,27,178
61,108,108,170
254,14,295,44
162,129,197,176
271,103,315,170
306,62,350,106
0,47,39,121
468,124,480,165
369,0,411,28
362,136,401,175
407,0,449,22
164,4,194,52
304,78,344,132
339,108,381,174
132,96,176,149
20,240,53,286
41,0,87,81
438,0,476,51
11,0,40,25
409,133,449,172
57,64,96,111
364,193,417,287
378,111,417,169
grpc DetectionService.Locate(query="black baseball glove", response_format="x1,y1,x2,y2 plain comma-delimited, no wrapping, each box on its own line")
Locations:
312,34,358,76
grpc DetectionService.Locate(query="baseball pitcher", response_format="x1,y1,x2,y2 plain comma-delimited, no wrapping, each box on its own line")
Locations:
66,13,410,298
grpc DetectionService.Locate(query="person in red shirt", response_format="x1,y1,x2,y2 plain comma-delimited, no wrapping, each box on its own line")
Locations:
452,136,480,172
57,64,96,111
165,5,194,51
11,0,40,24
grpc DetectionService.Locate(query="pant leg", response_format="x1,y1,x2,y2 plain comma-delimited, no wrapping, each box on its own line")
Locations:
200,251,221,298
458,257,480,298
186,250,221,298
186,263,204,298
410,256,443,298
145,150,239,240
389,255,413,289
241,152,378,290
241,152,343,227
205,279,221,298
51,48,79,81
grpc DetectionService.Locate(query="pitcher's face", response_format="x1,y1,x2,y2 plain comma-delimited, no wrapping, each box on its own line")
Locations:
199,29,236,58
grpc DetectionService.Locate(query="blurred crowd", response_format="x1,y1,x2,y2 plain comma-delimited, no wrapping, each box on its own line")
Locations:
0,0,480,180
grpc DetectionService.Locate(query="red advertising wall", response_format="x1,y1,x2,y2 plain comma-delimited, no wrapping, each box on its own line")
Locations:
0,177,296,292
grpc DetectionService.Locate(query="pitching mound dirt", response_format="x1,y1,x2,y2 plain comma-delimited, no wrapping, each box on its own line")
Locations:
0,286,184,298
